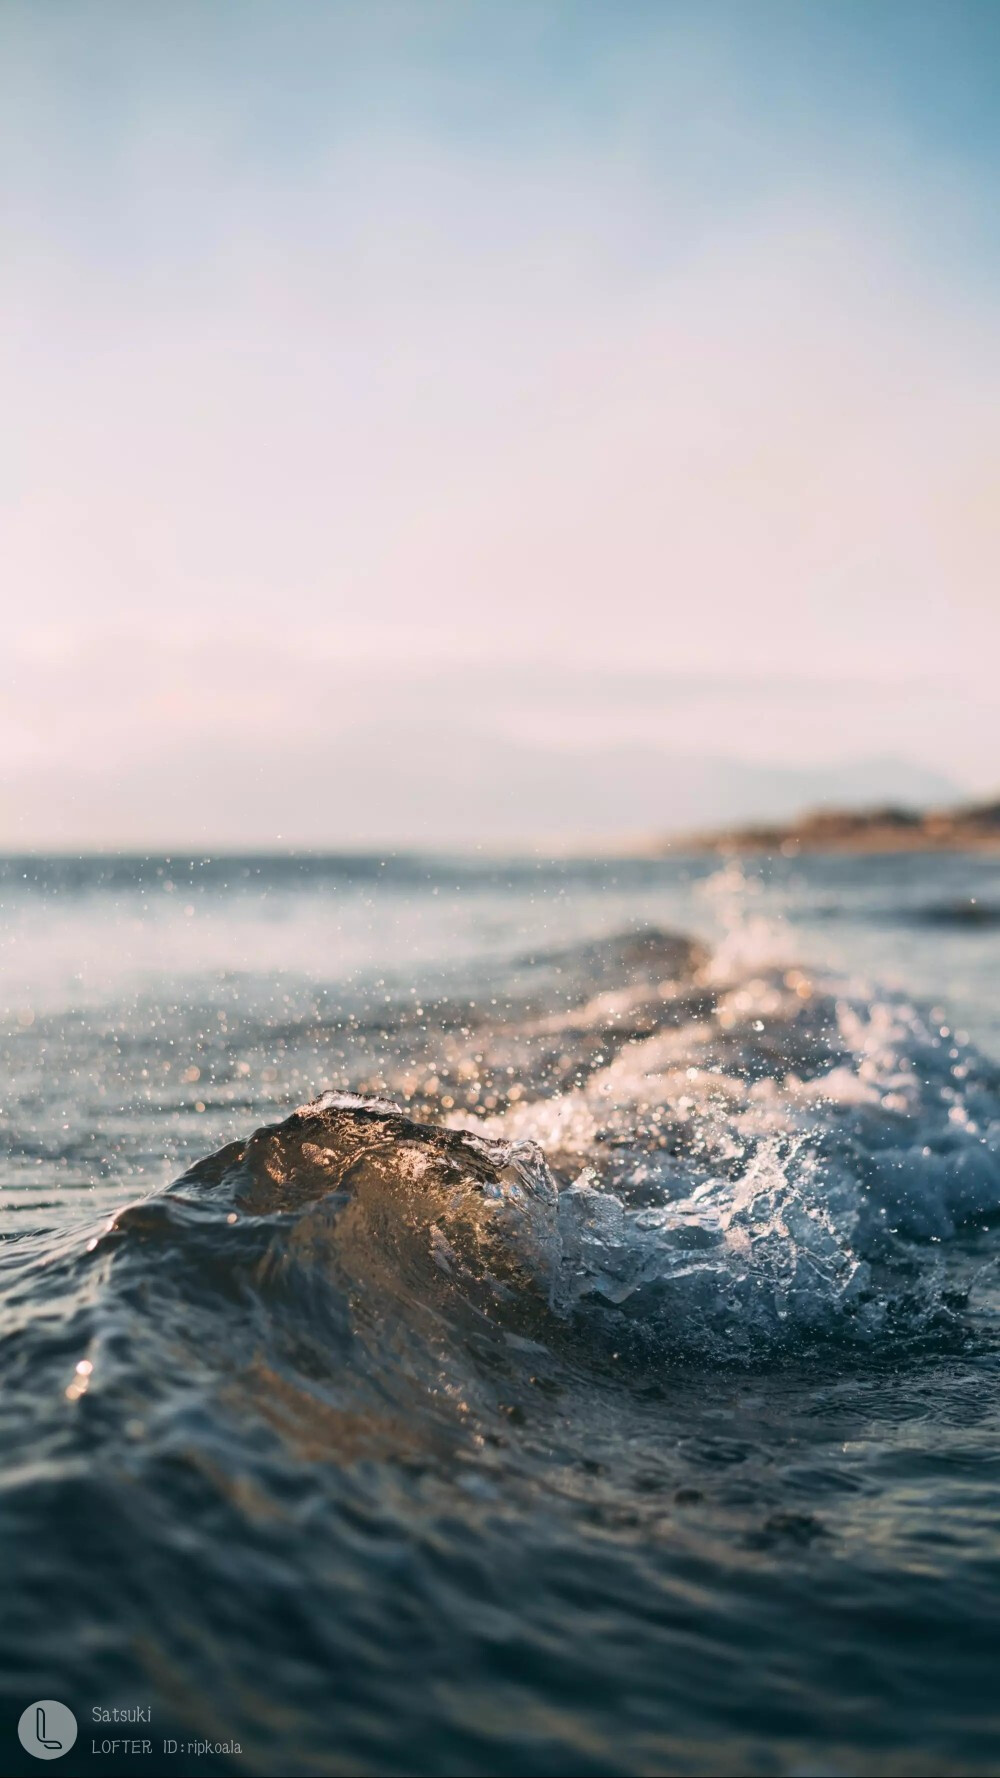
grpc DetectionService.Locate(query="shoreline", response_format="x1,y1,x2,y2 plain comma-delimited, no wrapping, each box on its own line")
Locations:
659,802,1000,856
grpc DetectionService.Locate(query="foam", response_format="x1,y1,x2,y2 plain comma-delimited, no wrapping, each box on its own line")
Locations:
449,939,1000,1352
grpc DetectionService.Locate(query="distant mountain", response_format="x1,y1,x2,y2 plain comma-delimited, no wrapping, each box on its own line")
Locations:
0,717,963,849
322,732,962,844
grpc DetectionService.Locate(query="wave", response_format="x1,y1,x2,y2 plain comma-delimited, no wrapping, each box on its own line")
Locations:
892,898,1000,927
6,921,999,1497
76,923,997,1374
432,924,1000,1356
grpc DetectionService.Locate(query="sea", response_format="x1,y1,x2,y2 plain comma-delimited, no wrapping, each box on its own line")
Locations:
2,849,1000,1777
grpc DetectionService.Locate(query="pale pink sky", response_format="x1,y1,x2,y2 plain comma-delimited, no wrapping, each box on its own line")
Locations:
2,3,998,845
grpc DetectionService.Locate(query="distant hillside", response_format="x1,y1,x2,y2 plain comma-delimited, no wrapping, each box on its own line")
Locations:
671,799,1000,854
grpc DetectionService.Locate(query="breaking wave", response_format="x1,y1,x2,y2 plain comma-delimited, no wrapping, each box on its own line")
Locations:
91,923,1000,1368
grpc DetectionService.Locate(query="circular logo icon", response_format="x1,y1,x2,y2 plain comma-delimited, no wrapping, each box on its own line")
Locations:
17,1703,77,1761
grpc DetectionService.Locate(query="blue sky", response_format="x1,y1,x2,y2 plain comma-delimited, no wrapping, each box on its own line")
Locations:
2,2,998,844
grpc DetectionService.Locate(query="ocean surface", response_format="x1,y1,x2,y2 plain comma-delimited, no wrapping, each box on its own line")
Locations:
3,850,1000,1777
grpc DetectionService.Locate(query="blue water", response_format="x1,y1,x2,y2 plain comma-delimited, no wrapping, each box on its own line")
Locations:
2,851,1000,1775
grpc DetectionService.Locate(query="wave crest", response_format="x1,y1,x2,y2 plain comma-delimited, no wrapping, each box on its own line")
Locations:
162,927,1000,1362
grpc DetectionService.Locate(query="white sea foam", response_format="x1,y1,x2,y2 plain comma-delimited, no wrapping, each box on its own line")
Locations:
447,932,1000,1351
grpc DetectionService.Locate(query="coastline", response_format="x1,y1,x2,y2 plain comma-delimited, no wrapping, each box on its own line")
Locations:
661,800,1000,855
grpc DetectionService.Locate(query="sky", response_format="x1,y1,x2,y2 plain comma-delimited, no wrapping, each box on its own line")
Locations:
2,0,998,847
